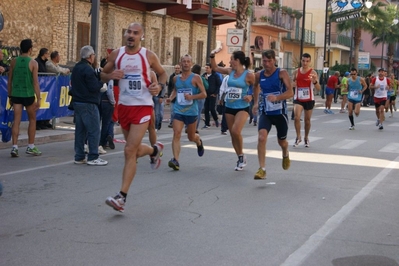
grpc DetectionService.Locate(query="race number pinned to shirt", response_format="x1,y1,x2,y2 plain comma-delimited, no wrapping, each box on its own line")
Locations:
263,92,282,112
177,88,193,105
227,87,242,100
297,87,311,101
119,74,142,97
375,84,386,97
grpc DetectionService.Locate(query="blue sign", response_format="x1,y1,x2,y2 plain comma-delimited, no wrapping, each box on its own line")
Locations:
0,75,73,121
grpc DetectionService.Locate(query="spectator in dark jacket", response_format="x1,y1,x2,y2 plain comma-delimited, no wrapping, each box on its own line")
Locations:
71,45,108,166
35,48,49,73
167,64,181,127
34,48,51,130
202,63,221,128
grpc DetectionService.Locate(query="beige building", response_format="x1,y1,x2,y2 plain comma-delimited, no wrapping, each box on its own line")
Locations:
0,0,236,70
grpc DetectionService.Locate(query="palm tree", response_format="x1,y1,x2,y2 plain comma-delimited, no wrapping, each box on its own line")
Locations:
368,4,399,75
336,0,386,69
235,0,250,51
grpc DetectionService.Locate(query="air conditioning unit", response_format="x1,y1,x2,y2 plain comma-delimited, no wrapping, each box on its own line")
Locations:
270,41,276,50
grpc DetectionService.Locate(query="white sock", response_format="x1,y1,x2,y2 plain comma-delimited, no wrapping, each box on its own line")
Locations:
28,144,35,149
12,145,18,149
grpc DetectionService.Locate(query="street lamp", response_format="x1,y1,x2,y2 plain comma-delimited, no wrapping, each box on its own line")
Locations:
299,0,306,67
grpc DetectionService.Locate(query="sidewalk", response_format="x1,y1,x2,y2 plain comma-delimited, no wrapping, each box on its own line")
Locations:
0,97,325,150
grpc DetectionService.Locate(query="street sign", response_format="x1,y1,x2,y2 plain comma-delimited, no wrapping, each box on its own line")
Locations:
358,52,370,70
228,46,241,54
226,28,244,47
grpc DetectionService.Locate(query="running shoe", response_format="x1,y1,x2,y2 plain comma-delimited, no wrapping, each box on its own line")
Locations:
105,193,126,213
10,147,19,158
394,106,397,112
235,155,247,171
107,135,115,149
253,122,257,126
304,139,310,148
379,124,384,130
282,155,290,170
254,168,266,180
74,159,87,164
339,109,346,113
349,126,355,130
150,142,164,170
293,138,301,147
221,131,227,135
202,125,210,129
327,109,335,114
98,146,107,154
389,114,393,118
26,146,42,156
376,119,380,126
324,109,328,114
197,139,204,157
168,158,180,171
87,158,108,166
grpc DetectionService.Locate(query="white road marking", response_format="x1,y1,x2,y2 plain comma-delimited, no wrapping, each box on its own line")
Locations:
379,143,399,153
280,155,399,266
330,139,367,150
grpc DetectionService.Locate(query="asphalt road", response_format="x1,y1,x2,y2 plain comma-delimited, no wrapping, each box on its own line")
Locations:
0,104,398,266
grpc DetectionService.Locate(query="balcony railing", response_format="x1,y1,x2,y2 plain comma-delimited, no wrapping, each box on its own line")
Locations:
194,0,237,12
330,33,363,51
252,6,296,31
282,27,316,45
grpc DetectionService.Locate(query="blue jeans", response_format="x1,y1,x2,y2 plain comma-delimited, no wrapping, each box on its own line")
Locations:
169,102,175,125
204,96,218,126
153,96,164,130
249,99,258,123
73,102,100,161
221,104,228,132
196,98,205,129
99,100,114,147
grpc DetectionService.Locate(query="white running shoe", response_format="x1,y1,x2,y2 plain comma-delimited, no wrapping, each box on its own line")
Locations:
87,158,108,166
98,146,107,154
349,126,355,130
150,142,164,170
105,193,125,213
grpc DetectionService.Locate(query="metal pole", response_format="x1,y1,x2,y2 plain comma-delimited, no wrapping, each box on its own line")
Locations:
90,0,100,53
206,0,214,64
381,33,385,68
299,0,306,66
323,0,328,64
349,19,354,68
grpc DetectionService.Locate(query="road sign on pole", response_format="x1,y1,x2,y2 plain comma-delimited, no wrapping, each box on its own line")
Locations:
226,29,244,47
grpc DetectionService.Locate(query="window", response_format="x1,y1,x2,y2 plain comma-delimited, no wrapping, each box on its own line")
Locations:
196,41,204,66
76,22,90,60
172,37,181,65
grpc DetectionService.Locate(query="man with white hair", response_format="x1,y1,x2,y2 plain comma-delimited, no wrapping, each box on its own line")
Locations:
102,22,168,213
71,45,118,166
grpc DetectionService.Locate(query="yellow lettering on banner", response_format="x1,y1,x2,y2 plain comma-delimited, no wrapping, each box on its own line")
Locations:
59,86,71,107
39,92,50,109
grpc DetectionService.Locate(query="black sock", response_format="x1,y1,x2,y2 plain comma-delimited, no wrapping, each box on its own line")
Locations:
349,115,354,126
120,191,127,199
151,145,158,157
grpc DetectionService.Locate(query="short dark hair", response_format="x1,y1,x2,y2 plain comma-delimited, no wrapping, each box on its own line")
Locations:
20,39,33,53
38,48,48,57
350,67,357,72
302,53,311,60
232,50,251,69
50,51,59,60
191,64,201,75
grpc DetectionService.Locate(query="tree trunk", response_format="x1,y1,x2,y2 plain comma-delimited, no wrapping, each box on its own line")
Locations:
388,43,394,75
353,27,362,70
236,0,249,51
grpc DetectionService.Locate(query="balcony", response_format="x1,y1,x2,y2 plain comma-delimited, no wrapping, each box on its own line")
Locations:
101,0,236,26
252,6,296,33
282,27,316,46
330,33,363,51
